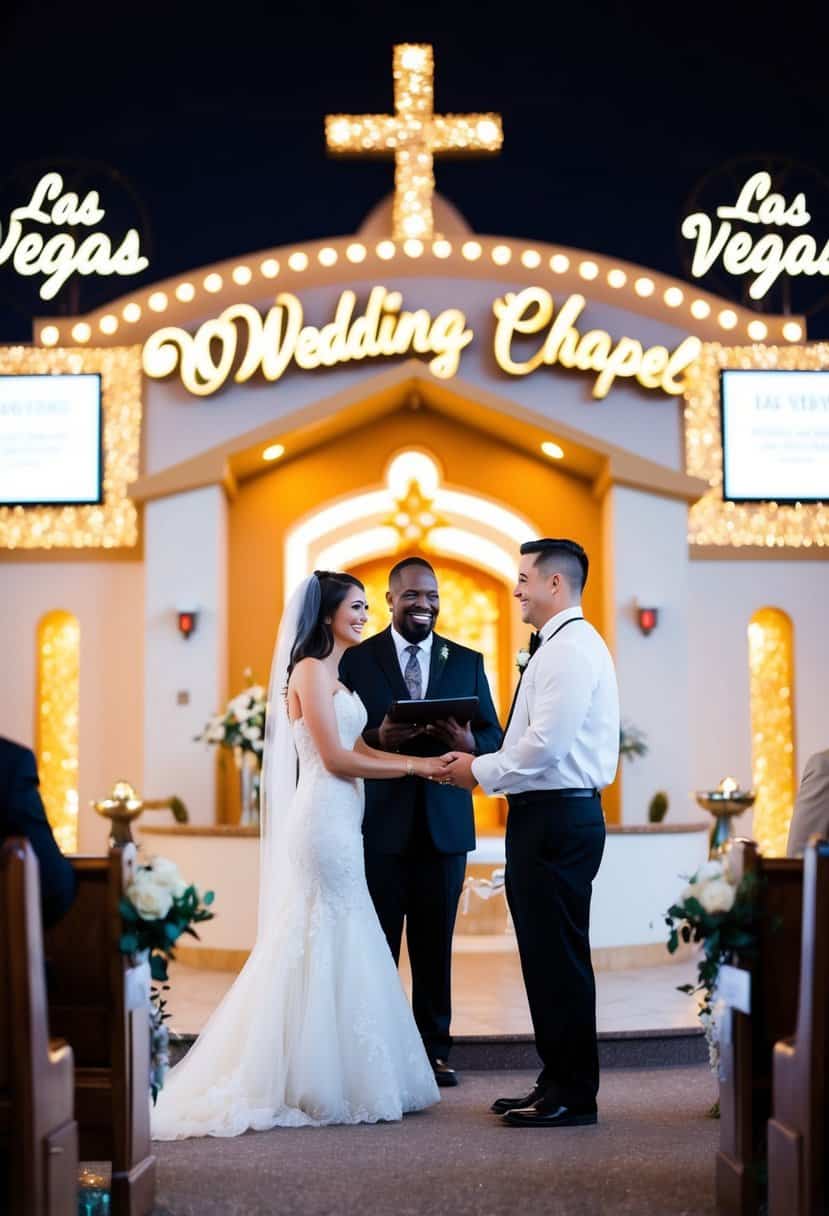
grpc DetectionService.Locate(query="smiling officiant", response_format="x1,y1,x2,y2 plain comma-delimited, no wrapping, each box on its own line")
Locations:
340,557,502,1086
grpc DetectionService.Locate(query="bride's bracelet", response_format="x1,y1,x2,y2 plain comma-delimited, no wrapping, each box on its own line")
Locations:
405,758,415,778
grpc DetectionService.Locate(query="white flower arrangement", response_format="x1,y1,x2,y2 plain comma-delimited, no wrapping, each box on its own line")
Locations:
196,667,267,760
440,644,449,662
516,648,530,672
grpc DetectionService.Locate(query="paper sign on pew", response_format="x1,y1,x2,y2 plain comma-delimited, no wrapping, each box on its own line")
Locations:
125,958,152,1011
717,963,751,1015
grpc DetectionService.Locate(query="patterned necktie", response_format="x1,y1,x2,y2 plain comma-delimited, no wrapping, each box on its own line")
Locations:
404,644,423,700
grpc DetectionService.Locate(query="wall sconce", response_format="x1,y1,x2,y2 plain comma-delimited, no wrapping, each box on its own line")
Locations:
636,606,659,636
176,609,199,640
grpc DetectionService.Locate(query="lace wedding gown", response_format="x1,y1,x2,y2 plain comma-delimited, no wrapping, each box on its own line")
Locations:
152,690,439,1138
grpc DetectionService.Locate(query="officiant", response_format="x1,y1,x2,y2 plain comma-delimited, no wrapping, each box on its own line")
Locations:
340,557,501,1086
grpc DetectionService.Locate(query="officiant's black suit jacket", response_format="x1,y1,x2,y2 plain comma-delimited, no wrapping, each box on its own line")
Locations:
340,629,502,855
0,736,76,927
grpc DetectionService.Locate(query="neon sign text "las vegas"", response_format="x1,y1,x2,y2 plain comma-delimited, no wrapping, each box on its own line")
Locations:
0,172,149,301
681,172,829,301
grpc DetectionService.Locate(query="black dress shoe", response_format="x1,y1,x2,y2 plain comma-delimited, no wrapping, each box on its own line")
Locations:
432,1059,458,1087
503,1098,597,1128
490,1084,545,1114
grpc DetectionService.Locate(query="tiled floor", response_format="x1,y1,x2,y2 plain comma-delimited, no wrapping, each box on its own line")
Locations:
165,941,701,1037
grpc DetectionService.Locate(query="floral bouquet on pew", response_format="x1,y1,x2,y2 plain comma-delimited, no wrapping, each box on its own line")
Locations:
119,856,215,1101
665,857,762,1103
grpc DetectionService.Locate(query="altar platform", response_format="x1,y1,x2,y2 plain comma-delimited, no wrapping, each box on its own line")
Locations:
164,946,707,1071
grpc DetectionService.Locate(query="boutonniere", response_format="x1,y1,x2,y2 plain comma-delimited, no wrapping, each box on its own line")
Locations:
439,643,449,663
516,649,530,672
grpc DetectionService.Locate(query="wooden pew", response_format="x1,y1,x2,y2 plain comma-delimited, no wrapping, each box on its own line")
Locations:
44,845,155,1216
0,838,78,1216
716,839,803,1216
767,836,829,1216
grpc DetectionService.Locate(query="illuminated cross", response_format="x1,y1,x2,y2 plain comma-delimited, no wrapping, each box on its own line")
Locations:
325,43,503,242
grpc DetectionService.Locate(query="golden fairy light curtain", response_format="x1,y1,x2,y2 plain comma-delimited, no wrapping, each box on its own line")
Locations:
747,607,796,856
36,610,80,852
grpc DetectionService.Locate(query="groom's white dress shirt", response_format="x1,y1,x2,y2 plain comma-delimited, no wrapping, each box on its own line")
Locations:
472,606,620,796
391,626,433,695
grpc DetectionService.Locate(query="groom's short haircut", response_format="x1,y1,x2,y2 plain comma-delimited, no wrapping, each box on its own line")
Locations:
389,556,436,588
520,538,588,593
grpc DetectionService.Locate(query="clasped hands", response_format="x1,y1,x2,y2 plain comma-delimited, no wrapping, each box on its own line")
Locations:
427,751,477,789
377,715,478,790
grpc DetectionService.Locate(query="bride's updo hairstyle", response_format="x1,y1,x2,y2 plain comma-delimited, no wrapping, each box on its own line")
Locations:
287,570,365,676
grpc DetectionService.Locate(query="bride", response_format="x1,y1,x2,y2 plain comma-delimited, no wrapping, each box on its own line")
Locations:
152,571,447,1138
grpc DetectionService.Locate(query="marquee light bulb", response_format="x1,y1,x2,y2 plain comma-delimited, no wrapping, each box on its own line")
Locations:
747,319,768,341
634,277,655,298
376,241,396,260
521,249,541,269
461,240,482,261
579,261,599,280
403,238,424,258
432,239,451,258
690,298,711,320
232,265,253,285
204,273,223,293
318,247,338,267
71,322,91,343
541,441,564,460
148,291,168,312
492,244,512,266
718,309,738,330
550,254,569,273
782,321,803,342
99,314,118,334
261,258,279,278
262,443,285,462
40,325,59,346
176,282,195,302
345,243,366,264
664,286,684,307
288,251,308,271
123,302,141,322
607,269,627,288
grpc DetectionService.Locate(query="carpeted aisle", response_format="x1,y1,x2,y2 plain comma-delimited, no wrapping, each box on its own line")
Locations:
151,1067,719,1216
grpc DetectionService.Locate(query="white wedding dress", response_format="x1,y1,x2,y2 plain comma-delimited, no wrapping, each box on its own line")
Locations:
152,689,439,1138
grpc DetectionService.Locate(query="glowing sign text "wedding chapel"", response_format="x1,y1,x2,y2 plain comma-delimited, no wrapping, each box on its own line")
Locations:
681,172,829,301
0,173,148,301
142,285,700,400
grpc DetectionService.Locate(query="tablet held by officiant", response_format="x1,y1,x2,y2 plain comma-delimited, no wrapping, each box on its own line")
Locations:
388,696,480,727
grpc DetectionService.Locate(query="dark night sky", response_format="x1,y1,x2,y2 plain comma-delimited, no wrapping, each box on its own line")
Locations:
1,0,828,339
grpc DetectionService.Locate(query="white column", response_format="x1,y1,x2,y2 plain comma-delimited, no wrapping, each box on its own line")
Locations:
144,487,228,825
603,484,692,824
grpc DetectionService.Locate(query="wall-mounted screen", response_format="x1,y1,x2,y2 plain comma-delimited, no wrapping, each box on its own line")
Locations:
720,369,829,503
0,373,103,506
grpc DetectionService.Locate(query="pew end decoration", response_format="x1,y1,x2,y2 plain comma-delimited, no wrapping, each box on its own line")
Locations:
665,856,763,1093
119,856,215,1102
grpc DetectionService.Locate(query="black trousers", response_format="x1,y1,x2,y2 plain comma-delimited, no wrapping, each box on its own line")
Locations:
505,791,606,1107
364,794,466,1061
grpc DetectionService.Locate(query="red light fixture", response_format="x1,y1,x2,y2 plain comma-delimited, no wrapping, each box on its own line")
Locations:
637,607,658,636
177,610,198,640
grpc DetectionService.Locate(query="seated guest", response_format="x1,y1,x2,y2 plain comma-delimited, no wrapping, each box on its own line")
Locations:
0,735,76,926
786,748,829,857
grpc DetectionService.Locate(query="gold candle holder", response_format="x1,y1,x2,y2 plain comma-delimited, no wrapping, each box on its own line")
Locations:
92,780,188,846
695,776,756,856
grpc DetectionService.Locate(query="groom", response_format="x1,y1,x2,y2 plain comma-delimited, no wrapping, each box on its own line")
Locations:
340,557,501,1086
443,539,619,1126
